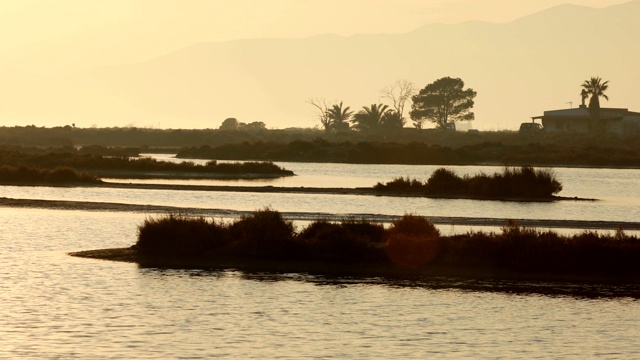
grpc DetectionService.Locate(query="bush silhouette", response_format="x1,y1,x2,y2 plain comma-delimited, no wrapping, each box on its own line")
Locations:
377,167,562,198
133,209,640,275
229,208,297,259
136,214,229,256
298,220,385,262
386,215,441,268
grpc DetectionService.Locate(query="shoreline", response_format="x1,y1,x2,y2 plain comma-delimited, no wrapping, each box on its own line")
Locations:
1,180,593,202
1,196,637,230
84,169,294,180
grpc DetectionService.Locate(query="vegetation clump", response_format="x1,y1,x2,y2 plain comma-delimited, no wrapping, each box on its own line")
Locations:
133,209,640,277
0,145,293,180
0,165,100,184
374,166,562,198
385,215,441,268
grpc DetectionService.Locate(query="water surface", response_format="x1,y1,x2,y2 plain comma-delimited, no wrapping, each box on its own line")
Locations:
2,162,640,358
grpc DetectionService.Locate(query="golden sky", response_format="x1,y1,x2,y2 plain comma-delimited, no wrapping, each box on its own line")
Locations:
0,0,635,129
0,0,630,52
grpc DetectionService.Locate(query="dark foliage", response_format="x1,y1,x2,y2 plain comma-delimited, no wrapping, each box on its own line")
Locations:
0,146,292,178
375,167,562,198
297,220,386,263
229,208,299,259
135,210,640,275
136,214,230,256
385,215,442,268
4,126,640,167
0,165,99,184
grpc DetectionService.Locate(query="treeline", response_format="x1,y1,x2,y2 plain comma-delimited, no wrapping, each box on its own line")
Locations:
3,126,640,167
374,167,562,198
177,139,640,167
135,209,640,275
178,140,481,164
3,125,640,149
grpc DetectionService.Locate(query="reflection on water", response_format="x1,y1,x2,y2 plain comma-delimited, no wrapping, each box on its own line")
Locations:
237,271,640,299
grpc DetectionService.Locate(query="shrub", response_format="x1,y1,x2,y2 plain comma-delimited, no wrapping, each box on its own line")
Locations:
425,168,467,194
340,219,386,244
385,215,441,268
46,166,86,183
229,208,297,259
0,165,99,184
136,214,229,256
374,177,425,191
298,219,385,262
378,166,563,198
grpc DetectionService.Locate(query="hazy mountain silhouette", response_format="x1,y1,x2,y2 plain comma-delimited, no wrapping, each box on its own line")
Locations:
2,1,639,129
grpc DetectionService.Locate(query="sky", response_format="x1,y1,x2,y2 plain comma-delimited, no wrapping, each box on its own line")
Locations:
0,0,634,129
0,0,629,61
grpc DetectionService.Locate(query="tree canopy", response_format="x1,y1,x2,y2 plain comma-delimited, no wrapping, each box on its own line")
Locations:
410,77,476,129
351,103,392,132
326,102,353,132
219,118,239,130
581,76,609,132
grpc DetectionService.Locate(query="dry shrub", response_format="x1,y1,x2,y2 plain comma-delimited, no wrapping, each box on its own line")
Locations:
385,215,441,268
298,219,384,262
136,214,229,256
230,207,297,259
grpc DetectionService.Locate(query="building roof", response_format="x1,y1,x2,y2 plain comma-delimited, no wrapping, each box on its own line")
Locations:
532,107,640,120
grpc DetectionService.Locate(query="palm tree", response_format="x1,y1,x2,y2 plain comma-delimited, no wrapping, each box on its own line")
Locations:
326,102,353,131
351,103,391,132
581,77,609,132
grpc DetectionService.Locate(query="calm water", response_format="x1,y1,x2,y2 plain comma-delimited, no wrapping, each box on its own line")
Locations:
2,161,640,358
3,159,640,224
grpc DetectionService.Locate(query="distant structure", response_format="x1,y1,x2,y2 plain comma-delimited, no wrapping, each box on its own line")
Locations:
532,99,640,135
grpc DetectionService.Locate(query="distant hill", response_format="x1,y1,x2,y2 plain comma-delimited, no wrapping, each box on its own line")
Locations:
1,1,639,130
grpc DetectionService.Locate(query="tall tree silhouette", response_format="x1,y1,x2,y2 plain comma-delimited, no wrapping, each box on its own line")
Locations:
326,102,353,131
351,103,391,132
307,98,331,131
381,80,415,128
581,77,609,133
410,77,476,129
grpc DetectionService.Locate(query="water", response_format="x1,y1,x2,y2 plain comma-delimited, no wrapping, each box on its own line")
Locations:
4,160,640,225
2,162,640,358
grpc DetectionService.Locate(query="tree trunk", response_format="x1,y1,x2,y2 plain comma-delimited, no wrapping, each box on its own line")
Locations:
588,96,601,133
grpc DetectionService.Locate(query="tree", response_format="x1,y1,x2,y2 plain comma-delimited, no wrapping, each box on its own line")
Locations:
410,77,477,129
243,121,267,131
351,103,391,132
381,80,415,128
326,102,353,132
219,118,239,130
307,98,331,131
380,111,404,130
581,76,609,133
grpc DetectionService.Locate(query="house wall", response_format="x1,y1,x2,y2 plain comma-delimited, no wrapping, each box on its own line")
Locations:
623,116,640,135
541,118,590,133
605,120,624,135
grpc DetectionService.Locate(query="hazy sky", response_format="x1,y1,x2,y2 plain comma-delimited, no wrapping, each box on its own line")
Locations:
0,0,629,56
0,0,635,129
